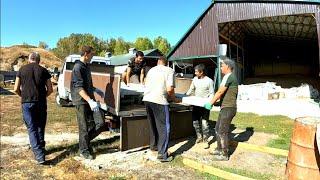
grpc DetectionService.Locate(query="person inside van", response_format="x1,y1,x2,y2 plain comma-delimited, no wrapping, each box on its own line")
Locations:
122,51,146,85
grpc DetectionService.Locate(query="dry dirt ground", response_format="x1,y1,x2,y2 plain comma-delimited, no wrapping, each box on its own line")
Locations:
0,87,287,179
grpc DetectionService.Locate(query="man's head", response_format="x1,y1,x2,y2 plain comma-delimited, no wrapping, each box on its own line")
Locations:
194,64,205,78
134,51,144,64
157,56,168,66
80,46,94,63
28,52,40,63
220,57,235,75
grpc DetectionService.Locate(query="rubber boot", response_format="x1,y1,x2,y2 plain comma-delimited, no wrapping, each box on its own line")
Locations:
193,121,203,143
202,119,210,142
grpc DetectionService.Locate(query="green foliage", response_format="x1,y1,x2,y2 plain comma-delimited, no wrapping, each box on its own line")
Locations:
106,38,117,54
52,33,109,59
134,37,153,51
51,34,171,58
38,41,48,49
114,37,130,55
153,36,171,55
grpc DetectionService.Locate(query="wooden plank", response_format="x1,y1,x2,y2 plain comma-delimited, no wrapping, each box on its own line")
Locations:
183,158,256,180
237,142,289,157
210,141,289,156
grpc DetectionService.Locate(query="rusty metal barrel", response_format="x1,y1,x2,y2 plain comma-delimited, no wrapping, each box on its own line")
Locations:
286,117,320,179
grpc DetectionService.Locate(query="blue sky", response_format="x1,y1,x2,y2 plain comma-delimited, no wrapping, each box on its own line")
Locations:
1,0,211,48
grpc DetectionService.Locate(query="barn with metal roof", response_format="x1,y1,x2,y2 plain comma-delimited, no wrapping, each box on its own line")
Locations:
167,0,320,89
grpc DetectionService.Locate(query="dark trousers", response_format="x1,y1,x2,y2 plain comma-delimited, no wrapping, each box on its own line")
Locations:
22,102,47,162
75,104,101,153
215,107,237,155
145,101,170,158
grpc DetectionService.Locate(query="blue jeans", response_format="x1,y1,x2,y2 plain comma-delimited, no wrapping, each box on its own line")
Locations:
22,102,47,162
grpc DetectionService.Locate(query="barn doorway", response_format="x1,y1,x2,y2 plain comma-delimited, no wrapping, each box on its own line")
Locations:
218,13,319,90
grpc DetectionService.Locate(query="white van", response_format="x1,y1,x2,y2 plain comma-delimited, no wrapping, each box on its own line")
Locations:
56,54,111,106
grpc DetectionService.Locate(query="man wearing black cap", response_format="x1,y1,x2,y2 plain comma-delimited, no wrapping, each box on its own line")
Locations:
14,52,53,164
204,57,238,161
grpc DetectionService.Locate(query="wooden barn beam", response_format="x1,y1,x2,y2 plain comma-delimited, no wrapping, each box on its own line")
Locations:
219,33,244,50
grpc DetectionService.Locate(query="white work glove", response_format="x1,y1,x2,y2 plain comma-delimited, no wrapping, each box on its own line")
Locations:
88,99,99,112
94,88,104,98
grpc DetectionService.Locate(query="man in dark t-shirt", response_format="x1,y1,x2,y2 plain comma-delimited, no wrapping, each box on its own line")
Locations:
121,51,146,85
204,58,238,161
14,52,53,164
70,46,105,160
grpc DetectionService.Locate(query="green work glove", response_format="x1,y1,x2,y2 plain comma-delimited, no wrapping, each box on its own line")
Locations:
204,103,212,110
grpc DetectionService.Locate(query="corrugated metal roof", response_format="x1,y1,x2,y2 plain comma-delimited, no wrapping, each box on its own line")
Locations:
166,3,215,59
167,1,319,60
214,0,319,3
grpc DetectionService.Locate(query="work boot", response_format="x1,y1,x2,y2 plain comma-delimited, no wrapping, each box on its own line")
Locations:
212,149,229,161
212,154,229,161
157,154,173,163
80,151,94,160
202,119,210,142
210,148,222,156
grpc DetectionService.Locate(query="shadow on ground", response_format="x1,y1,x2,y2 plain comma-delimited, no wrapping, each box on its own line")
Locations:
0,87,15,95
46,135,120,165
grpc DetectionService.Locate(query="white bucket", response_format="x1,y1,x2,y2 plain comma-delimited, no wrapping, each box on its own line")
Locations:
218,44,227,56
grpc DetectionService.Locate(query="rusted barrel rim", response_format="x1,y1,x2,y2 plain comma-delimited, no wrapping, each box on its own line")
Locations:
290,140,315,149
296,117,320,126
287,160,320,170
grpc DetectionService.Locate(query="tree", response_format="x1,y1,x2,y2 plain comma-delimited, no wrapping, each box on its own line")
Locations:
52,33,108,59
38,41,48,49
153,36,171,55
134,37,153,51
113,37,130,55
106,38,117,54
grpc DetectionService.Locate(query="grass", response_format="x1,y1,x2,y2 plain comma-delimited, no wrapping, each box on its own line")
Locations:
0,87,78,135
216,166,277,180
210,112,294,150
171,156,221,179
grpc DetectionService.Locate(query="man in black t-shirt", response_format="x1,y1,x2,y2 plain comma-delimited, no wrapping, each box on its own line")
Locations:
121,51,146,85
14,52,53,164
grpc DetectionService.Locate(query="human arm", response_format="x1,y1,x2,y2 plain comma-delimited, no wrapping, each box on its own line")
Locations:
73,65,99,111
204,86,227,110
166,69,180,103
46,79,53,97
13,77,21,96
185,79,195,96
209,86,228,105
126,67,132,85
140,68,145,85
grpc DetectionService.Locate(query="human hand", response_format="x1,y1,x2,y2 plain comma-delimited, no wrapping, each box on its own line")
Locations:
174,98,182,103
94,88,104,98
204,103,212,110
88,99,99,112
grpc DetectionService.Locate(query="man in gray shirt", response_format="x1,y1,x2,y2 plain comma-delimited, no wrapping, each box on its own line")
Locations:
186,64,214,143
